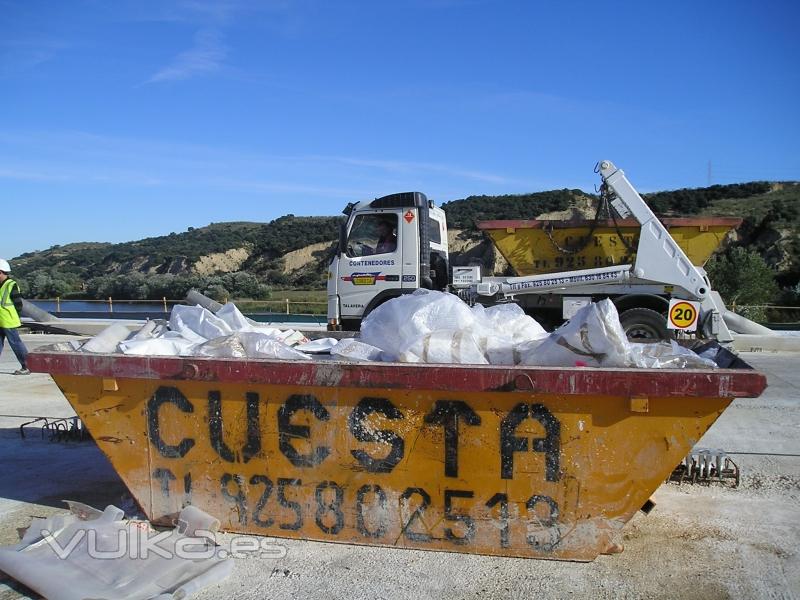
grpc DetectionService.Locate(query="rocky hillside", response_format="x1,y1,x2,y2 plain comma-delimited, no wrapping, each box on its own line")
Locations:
11,182,800,301
697,183,800,287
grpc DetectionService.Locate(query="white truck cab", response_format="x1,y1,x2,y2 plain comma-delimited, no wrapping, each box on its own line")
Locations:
327,192,448,330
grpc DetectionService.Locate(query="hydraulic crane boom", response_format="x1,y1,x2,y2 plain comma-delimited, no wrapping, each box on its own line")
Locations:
472,160,734,342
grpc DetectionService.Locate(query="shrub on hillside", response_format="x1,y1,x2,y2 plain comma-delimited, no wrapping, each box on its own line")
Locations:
706,247,779,306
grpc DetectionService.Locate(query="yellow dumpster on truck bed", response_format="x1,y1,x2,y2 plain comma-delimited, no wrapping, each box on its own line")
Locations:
479,217,742,276
28,350,765,561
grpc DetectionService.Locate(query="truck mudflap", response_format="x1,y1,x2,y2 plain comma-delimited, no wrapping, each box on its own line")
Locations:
27,351,766,561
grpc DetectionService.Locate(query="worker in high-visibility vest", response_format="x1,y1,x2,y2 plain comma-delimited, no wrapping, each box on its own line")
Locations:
0,259,29,375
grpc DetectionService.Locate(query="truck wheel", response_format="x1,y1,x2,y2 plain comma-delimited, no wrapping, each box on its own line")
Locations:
619,308,671,342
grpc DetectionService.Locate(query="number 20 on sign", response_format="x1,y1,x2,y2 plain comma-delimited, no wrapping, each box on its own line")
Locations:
667,299,700,331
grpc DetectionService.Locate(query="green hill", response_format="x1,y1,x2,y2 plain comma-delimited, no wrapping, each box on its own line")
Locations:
11,181,800,303
441,189,590,228
643,182,800,288
12,218,342,300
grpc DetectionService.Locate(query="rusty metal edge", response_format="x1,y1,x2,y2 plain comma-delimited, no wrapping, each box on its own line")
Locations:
27,350,767,399
477,217,743,230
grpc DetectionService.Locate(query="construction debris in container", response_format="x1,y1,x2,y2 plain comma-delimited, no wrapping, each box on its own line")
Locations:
77,302,310,360
70,291,718,368
359,290,717,368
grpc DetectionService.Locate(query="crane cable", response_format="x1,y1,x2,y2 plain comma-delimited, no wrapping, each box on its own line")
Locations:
544,183,638,256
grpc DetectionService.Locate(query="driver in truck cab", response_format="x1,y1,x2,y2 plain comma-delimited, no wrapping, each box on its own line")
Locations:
374,219,397,254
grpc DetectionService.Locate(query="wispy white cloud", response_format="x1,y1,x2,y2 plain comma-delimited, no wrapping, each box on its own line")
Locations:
111,0,249,26
0,130,529,199
0,162,165,186
147,28,227,83
174,0,243,24
316,155,513,185
0,38,69,77
130,0,302,84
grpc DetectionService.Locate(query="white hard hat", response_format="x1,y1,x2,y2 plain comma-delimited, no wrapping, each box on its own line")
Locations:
0,259,10,272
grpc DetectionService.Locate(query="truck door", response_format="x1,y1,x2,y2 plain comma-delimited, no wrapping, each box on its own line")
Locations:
400,208,420,289
427,213,449,291
339,211,403,319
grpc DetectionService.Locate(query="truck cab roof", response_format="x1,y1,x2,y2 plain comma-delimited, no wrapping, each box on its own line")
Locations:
344,192,432,215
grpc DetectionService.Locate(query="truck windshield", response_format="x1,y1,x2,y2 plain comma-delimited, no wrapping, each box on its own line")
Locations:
346,214,398,257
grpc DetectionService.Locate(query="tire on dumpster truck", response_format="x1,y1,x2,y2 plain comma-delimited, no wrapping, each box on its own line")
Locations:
618,307,671,341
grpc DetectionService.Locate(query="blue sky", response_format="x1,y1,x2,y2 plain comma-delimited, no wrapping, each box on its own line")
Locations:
2,0,799,258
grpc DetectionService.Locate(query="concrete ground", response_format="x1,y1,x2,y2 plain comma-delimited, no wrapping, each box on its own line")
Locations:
0,334,798,599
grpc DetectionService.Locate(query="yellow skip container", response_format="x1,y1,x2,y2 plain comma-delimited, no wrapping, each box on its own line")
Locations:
28,350,765,561
479,217,742,276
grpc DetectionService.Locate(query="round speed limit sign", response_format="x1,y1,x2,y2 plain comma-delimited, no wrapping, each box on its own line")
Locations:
667,299,700,331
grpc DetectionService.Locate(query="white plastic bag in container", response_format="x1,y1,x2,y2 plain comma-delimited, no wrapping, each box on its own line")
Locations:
79,323,132,353
119,336,198,356
330,338,384,361
472,303,548,344
361,289,477,361
273,329,308,346
397,329,489,364
468,303,549,365
474,333,520,365
168,305,233,344
128,320,168,341
518,299,631,367
191,332,311,360
360,290,548,365
216,303,307,345
629,340,718,369
215,301,254,331
78,301,311,359
296,337,339,353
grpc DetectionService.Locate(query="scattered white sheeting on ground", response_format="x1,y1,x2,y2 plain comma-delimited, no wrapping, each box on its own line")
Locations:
0,501,232,600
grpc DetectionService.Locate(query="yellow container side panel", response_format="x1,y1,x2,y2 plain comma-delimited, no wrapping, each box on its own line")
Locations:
54,375,731,561
486,225,735,276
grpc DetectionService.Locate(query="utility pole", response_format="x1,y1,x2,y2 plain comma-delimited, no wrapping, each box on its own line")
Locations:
707,160,712,186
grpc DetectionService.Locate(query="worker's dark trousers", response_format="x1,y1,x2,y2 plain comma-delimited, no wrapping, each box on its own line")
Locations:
0,327,28,369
